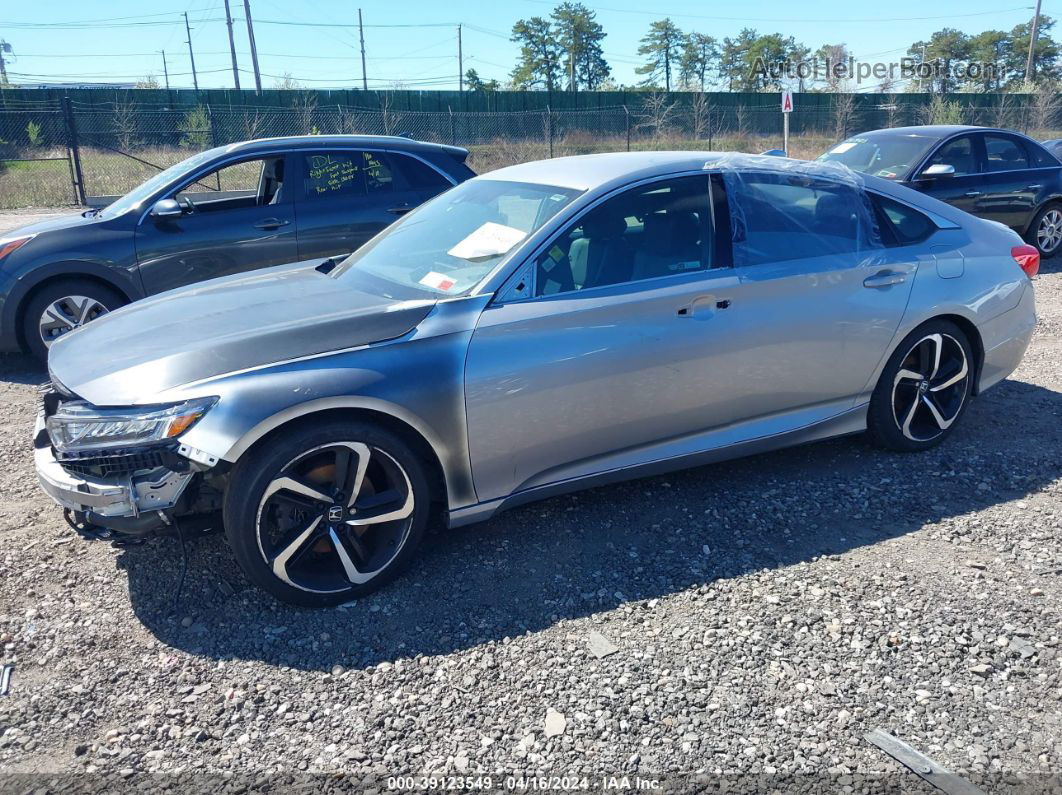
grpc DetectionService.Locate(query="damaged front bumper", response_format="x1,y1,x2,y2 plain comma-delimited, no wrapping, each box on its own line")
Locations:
34,413,204,535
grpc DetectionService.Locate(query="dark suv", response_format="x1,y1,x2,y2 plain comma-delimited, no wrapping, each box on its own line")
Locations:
0,135,473,359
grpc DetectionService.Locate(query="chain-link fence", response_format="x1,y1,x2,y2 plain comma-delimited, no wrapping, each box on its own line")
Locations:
2,92,1062,209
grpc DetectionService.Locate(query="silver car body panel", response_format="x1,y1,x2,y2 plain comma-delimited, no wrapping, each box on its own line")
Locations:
41,152,1036,522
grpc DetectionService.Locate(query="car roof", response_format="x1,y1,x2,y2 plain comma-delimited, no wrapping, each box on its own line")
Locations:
483,150,863,192
209,134,467,159
854,125,1033,140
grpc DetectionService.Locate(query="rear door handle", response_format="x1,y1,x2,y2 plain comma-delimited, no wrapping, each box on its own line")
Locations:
1028,184,1043,190
254,218,290,230
677,296,730,317
387,206,413,215
863,271,907,289
964,191,982,198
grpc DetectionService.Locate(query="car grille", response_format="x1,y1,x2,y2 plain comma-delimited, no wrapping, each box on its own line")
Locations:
56,445,184,480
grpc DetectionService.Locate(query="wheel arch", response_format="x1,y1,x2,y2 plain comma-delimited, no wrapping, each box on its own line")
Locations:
10,267,137,352
1021,196,1062,238
224,404,452,509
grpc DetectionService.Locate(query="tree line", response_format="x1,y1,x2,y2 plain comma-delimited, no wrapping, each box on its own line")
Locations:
465,3,1061,93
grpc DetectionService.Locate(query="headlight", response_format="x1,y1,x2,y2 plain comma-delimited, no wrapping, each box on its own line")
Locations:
46,397,217,452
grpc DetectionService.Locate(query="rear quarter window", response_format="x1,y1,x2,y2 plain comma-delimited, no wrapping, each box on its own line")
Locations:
394,154,453,191
871,194,937,246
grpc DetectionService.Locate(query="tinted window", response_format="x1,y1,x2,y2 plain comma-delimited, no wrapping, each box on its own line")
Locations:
872,194,936,245
363,151,394,194
301,150,395,200
984,134,1029,172
1028,141,1058,167
731,173,871,266
394,154,452,190
926,136,977,176
303,151,364,199
534,175,713,297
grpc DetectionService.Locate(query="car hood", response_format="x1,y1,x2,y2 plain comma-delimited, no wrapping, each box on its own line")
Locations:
48,263,436,405
4,210,102,239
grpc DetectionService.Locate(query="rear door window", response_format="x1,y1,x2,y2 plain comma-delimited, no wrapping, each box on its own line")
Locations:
300,150,397,200
984,134,1030,172
728,173,876,266
302,151,365,200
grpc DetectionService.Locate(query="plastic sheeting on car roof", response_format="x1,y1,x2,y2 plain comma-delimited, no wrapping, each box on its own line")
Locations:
709,153,884,269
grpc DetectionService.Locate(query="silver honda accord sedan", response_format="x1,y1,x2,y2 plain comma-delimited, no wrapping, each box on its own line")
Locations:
34,152,1037,606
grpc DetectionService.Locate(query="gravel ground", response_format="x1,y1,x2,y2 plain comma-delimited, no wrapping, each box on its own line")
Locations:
0,209,1061,793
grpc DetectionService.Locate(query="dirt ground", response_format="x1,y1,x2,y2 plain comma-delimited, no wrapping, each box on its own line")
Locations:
0,208,1059,791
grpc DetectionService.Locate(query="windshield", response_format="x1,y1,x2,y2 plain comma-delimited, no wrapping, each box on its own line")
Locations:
329,179,583,298
817,134,938,180
99,148,221,218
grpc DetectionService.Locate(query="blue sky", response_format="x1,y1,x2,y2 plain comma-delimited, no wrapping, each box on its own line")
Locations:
0,0,1042,90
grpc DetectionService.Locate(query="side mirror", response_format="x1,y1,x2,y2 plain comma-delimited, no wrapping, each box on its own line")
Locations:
761,149,787,157
919,163,956,179
150,198,183,218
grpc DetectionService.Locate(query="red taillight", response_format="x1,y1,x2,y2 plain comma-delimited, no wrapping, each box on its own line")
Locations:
1012,244,1040,278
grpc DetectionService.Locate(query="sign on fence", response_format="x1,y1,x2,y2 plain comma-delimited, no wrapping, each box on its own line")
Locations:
781,90,793,157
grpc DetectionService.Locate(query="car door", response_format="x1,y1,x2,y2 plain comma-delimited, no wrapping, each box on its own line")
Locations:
135,154,298,295
977,132,1041,230
716,170,918,423
293,149,436,261
907,134,984,215
464,174,744,502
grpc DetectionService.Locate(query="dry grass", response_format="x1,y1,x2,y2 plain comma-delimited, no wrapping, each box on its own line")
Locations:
1,128,1059,209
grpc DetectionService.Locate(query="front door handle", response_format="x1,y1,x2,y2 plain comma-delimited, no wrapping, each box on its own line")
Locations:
1028,184,1043,190
254,218,290,230
863,271,907,289
387,206,413,215
964,190,982,198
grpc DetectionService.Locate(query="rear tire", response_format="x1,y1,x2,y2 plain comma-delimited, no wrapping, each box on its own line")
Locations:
223,420,430,607
866,319,974,452
22,279,125,361
1027,202,1062,258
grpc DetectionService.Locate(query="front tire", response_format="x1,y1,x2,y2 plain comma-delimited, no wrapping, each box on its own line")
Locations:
866,320,974,452
224,420,430,607
22,279,125,361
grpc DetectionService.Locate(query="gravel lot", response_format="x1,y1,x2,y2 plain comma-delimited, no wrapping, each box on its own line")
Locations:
0,208,1060,792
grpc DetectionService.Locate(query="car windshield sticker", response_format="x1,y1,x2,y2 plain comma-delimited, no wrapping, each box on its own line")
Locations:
419,271,457,291
447,222,527,262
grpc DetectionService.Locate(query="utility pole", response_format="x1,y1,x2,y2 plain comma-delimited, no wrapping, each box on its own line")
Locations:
223,0,241,89
458,24,463,92
183,12,199,92
161,50,170,90
358,9,368,91
0,40,9,87
1026,0,1043,87
243,0,263,94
